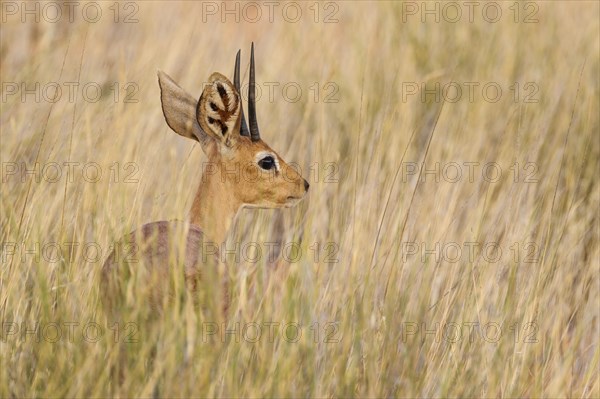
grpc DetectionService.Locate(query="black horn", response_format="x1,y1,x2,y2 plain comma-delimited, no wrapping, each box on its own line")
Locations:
248,43,260,141
234,49,250,138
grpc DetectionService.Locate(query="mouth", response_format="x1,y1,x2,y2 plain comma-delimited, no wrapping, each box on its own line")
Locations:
284,196,303,207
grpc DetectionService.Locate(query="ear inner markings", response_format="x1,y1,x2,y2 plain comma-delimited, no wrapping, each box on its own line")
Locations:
206,96,231,136
216,83,229,107
197,73,241,143
207,114,228,135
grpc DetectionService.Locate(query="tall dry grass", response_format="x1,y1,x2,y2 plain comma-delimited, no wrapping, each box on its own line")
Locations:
1,1,599,397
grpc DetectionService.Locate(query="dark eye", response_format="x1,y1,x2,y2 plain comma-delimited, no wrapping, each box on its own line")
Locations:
258,156,276,170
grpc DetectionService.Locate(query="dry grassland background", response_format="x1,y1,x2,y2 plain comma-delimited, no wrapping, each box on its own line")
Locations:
1,1,599,397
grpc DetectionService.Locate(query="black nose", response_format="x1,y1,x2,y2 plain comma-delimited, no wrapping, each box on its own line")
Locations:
304,179,310,191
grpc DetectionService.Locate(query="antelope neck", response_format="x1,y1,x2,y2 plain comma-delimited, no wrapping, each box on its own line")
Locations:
189,164,241,245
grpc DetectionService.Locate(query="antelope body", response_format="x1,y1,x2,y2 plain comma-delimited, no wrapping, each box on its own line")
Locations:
101,44,309,313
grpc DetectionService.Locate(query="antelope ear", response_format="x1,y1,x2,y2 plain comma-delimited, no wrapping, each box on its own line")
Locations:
196,73,242,147
157,70,212,149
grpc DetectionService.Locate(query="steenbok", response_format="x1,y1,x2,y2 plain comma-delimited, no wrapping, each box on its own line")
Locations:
101,44,309,315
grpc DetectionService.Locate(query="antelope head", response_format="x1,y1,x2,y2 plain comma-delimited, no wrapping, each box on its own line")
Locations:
157,44,308,242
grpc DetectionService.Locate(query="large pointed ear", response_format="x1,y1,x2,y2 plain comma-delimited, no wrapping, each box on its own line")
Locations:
196,73,242,147
157,70,212,149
